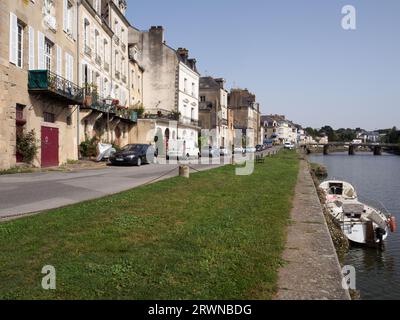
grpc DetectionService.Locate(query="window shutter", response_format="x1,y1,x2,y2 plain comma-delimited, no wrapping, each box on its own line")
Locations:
28,26,35,70
63,0,68,32
37,31,45,69
56,45,62,76
69,55,74,82
9,12,18,64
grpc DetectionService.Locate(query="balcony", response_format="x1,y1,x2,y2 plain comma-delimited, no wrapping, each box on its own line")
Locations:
28,70,84,105
115,71,120,80
82,94,137,123
104,62,110,72
95,54,102,66
84,45,92,57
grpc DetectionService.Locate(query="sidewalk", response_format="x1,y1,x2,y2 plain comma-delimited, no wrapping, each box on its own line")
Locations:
275,160,350,300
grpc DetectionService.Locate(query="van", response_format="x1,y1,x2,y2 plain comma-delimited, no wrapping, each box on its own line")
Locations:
167,139,200,159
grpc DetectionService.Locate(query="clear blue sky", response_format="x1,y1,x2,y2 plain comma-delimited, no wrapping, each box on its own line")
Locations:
127,0,400,130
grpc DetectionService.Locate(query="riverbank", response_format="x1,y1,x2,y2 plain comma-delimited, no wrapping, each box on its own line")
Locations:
275,159,350,300
0,151,299,299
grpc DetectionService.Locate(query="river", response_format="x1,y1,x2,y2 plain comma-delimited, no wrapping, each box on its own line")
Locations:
309,152,400,300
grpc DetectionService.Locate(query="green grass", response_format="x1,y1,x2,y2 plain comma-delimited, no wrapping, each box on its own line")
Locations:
0,150,299,300
0,167,35,175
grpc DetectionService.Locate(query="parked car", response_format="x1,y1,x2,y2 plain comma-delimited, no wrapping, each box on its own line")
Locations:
256,145,263,152
167,140,200,159
245,147,256,153
202,146,220,158
233,147,244,154
110,144,156,166
284,142,295,150
220,147,230,156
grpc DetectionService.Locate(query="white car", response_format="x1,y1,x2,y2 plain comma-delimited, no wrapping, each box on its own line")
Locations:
168,140,200,159
220,147,230,156
284,142,295,150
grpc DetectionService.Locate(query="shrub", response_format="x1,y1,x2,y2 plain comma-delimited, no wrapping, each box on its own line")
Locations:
80,136,99,158
16,130,38,164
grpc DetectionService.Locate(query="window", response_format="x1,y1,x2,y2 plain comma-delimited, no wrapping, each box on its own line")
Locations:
200,96,206,102
44,39,53,71
184,78,188,93
43,112,55,123
84,19,90,48
17,22,23,68
192,83,195,97
16,104,25,121
66,1,74,36
66,115,72,126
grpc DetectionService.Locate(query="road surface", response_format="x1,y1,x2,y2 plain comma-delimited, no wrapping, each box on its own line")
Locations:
0,157,231,220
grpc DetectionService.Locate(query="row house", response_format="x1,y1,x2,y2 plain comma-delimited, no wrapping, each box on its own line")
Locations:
199,77,230,148
128,26,200,155
228,88,261,147
0,0,138,171
261,114,298,144
1,0,82,169
78,0,134,147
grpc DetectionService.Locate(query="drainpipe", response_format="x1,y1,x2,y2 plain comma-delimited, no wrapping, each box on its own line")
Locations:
76,0,81,159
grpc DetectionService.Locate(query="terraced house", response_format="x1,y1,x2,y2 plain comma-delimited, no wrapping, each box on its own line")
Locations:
1,0,82,169
128,26,200,154
199,77,231,149
78,0,136,147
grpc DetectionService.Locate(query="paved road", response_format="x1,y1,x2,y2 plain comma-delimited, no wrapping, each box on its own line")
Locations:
0,147,281,220
0,157,234,220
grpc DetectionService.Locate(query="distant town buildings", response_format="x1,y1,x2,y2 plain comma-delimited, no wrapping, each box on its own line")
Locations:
228,89,261,147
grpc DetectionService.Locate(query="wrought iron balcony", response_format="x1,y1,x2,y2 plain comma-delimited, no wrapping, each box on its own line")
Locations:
28,70,84,105
84,45,92,57
81,94,137,123
95,54,102,66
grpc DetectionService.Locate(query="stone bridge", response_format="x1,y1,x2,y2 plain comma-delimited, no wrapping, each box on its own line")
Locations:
303,142,400,156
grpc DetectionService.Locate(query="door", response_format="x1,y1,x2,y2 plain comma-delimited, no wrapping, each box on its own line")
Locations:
41,126,59,167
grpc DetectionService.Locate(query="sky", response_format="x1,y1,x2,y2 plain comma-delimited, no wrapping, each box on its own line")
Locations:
126,0,400,130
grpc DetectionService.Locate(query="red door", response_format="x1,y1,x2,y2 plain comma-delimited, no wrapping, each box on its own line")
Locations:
41,126,59,168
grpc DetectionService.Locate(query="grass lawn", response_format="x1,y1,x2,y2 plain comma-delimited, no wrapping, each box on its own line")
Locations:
0,150,299,300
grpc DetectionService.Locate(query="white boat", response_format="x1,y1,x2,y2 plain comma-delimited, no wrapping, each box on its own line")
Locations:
319,181,396,246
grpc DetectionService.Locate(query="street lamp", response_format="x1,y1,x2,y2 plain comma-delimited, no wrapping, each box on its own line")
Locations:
105,95,113,143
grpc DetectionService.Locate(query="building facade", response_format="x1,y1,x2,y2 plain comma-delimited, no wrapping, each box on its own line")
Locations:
78,0,136,147
261,114,298,144
199,77,229,148
1,0,82,169
128,26,200,155
228,88,261,147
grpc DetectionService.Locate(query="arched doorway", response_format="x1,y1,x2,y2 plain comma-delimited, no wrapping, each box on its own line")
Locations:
165,128,170,153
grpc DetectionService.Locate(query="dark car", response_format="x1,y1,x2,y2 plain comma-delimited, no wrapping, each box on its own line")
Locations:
109,144,156,166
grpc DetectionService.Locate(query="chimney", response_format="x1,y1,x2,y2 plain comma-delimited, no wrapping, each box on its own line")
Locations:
214,78,225,89
149,26,164,44
177,48,189,61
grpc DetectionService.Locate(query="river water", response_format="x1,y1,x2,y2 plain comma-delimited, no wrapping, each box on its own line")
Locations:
309,152,400,300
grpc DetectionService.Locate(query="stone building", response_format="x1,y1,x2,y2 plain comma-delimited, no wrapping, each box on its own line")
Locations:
128,38,144,109
128,26,200,155
199,77,229,148
78,0,136,147
1,0,82,169
228,88,261,147
261,114,298,144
